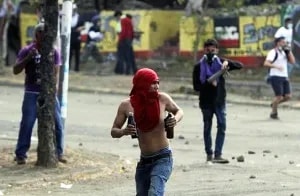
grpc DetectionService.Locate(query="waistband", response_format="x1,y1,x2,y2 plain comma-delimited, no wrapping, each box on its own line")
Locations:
140,147,172,164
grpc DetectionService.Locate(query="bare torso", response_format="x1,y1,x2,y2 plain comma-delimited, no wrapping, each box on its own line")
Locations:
124,98,169,155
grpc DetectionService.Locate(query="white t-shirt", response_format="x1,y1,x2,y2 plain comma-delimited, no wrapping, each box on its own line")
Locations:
266,48,288,77
274,26,292,46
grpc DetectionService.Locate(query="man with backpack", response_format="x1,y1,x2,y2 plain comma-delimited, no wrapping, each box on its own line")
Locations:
264,36,295,119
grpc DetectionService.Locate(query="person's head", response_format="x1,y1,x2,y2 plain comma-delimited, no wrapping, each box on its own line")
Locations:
91,15,100,26
203,39,218,63
130,68,159,95
126,14,132,19
114,10,122,19
72,4,78,16
274,36,286,49
284,16,293,29
34,23,45,43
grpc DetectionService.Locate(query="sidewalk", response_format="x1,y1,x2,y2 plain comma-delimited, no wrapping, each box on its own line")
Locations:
0,68,299,110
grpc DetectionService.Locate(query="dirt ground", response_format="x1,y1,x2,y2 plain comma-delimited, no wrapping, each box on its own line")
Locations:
1,74,300,195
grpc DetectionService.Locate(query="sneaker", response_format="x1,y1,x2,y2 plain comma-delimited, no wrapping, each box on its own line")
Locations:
206,155,213,162
15,157,26,165
270,112,279,119
213,156,229,164
58,155,67,163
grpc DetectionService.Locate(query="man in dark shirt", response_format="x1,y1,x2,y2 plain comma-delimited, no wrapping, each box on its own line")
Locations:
193,39,242,164
12,23,66,165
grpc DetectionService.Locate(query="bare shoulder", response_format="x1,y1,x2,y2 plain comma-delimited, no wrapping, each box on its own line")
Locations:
158,92,174,104
118,98,132,112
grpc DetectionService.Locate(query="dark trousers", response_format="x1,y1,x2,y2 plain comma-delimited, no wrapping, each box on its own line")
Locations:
115,39,137,75
201,104,226,157
70,40,81,72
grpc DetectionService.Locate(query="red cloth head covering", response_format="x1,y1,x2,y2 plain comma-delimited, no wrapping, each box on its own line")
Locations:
130,68,160,131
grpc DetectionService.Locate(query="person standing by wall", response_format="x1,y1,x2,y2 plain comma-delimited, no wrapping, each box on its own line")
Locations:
70,4,84,72
264,36,295,119
113,10,137,75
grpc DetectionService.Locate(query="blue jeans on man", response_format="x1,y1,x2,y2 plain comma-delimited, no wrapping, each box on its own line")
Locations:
115,39,137,75
201,104,226,158
135,147,173,196
15,92,64,160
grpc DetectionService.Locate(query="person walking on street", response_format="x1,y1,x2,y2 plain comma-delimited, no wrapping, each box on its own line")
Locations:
264,36,295,119
193,39,242,164
111,68,184,195
12,23,67,165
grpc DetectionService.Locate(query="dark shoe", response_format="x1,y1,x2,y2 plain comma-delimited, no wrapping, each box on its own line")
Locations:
270,112,279,119
213,156,229,164
58,155,67,163
15,157,26,165
206,155,213,162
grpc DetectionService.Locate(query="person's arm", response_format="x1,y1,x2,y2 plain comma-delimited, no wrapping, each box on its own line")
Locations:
286,51,295,64
162,93,184,128
220,58,243,71
111,101,137,138
13,48,36,75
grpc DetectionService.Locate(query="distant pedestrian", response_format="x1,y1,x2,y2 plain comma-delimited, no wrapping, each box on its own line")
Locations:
113,10,137,75
193,39,243,164
70,4,84,72
264,36,295,119
81,14,103,65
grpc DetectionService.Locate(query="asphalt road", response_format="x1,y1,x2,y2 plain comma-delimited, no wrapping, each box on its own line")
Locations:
0,86,300,196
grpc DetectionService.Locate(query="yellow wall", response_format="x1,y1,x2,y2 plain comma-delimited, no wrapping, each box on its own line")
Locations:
20,13,38,48
179,15,281,56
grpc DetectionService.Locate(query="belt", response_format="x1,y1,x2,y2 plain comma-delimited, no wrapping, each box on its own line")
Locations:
140,153,171,165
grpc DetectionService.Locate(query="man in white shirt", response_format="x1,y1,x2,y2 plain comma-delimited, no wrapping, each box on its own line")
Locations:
274,16,298,76
264,37,295,119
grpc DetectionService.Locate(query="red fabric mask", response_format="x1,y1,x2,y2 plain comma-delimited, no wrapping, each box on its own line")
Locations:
130,68,160,131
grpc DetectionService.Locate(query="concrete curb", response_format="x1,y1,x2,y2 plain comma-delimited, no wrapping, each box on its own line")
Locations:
0,79,299,110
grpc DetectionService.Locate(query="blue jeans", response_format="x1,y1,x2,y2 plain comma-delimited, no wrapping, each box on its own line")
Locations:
15,92,64,159
135,147,173,196
115,39,137,75
201,104,226,157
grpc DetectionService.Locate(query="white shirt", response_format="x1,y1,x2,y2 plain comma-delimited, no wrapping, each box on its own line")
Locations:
274,26,292,46
266,48,288,77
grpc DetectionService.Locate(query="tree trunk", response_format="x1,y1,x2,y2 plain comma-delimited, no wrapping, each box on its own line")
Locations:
36,0,59,167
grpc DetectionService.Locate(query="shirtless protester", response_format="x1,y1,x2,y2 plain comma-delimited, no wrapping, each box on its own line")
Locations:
111,68,184,196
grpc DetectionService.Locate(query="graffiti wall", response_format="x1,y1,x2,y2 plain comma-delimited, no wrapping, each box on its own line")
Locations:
180,15,281,67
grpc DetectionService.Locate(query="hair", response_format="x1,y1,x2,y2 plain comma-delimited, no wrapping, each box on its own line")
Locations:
204,39,218,48
274,36,285,44
284,17,292,23
34,23,44,36
114,10,122,17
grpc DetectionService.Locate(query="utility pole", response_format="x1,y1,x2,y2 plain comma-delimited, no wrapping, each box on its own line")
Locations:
59,0,73,126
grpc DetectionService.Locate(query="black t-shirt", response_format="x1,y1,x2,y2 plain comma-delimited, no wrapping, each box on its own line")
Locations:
193,58,243,109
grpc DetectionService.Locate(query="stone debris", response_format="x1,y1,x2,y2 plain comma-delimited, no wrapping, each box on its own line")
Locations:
237,155,245,162
249,175,256,179
263,150,271,154
289,161,294,165
132,144,138,148
274,155,278,158
248,151,256,154
60,183,73,189
184,141,189,145
178,135,185,140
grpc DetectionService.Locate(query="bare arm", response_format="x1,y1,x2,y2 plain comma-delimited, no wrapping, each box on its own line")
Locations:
161,93,184,127
111,101,136,138
287,51,296,64
13,48,37,75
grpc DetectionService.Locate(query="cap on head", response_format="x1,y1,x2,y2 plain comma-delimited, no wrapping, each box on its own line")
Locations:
130,68,159,95
34,23,45,34
274,36,285,44
73,3,77,9
204,39,219,48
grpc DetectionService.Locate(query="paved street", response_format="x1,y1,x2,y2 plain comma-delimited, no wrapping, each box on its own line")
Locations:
0,85,300,195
